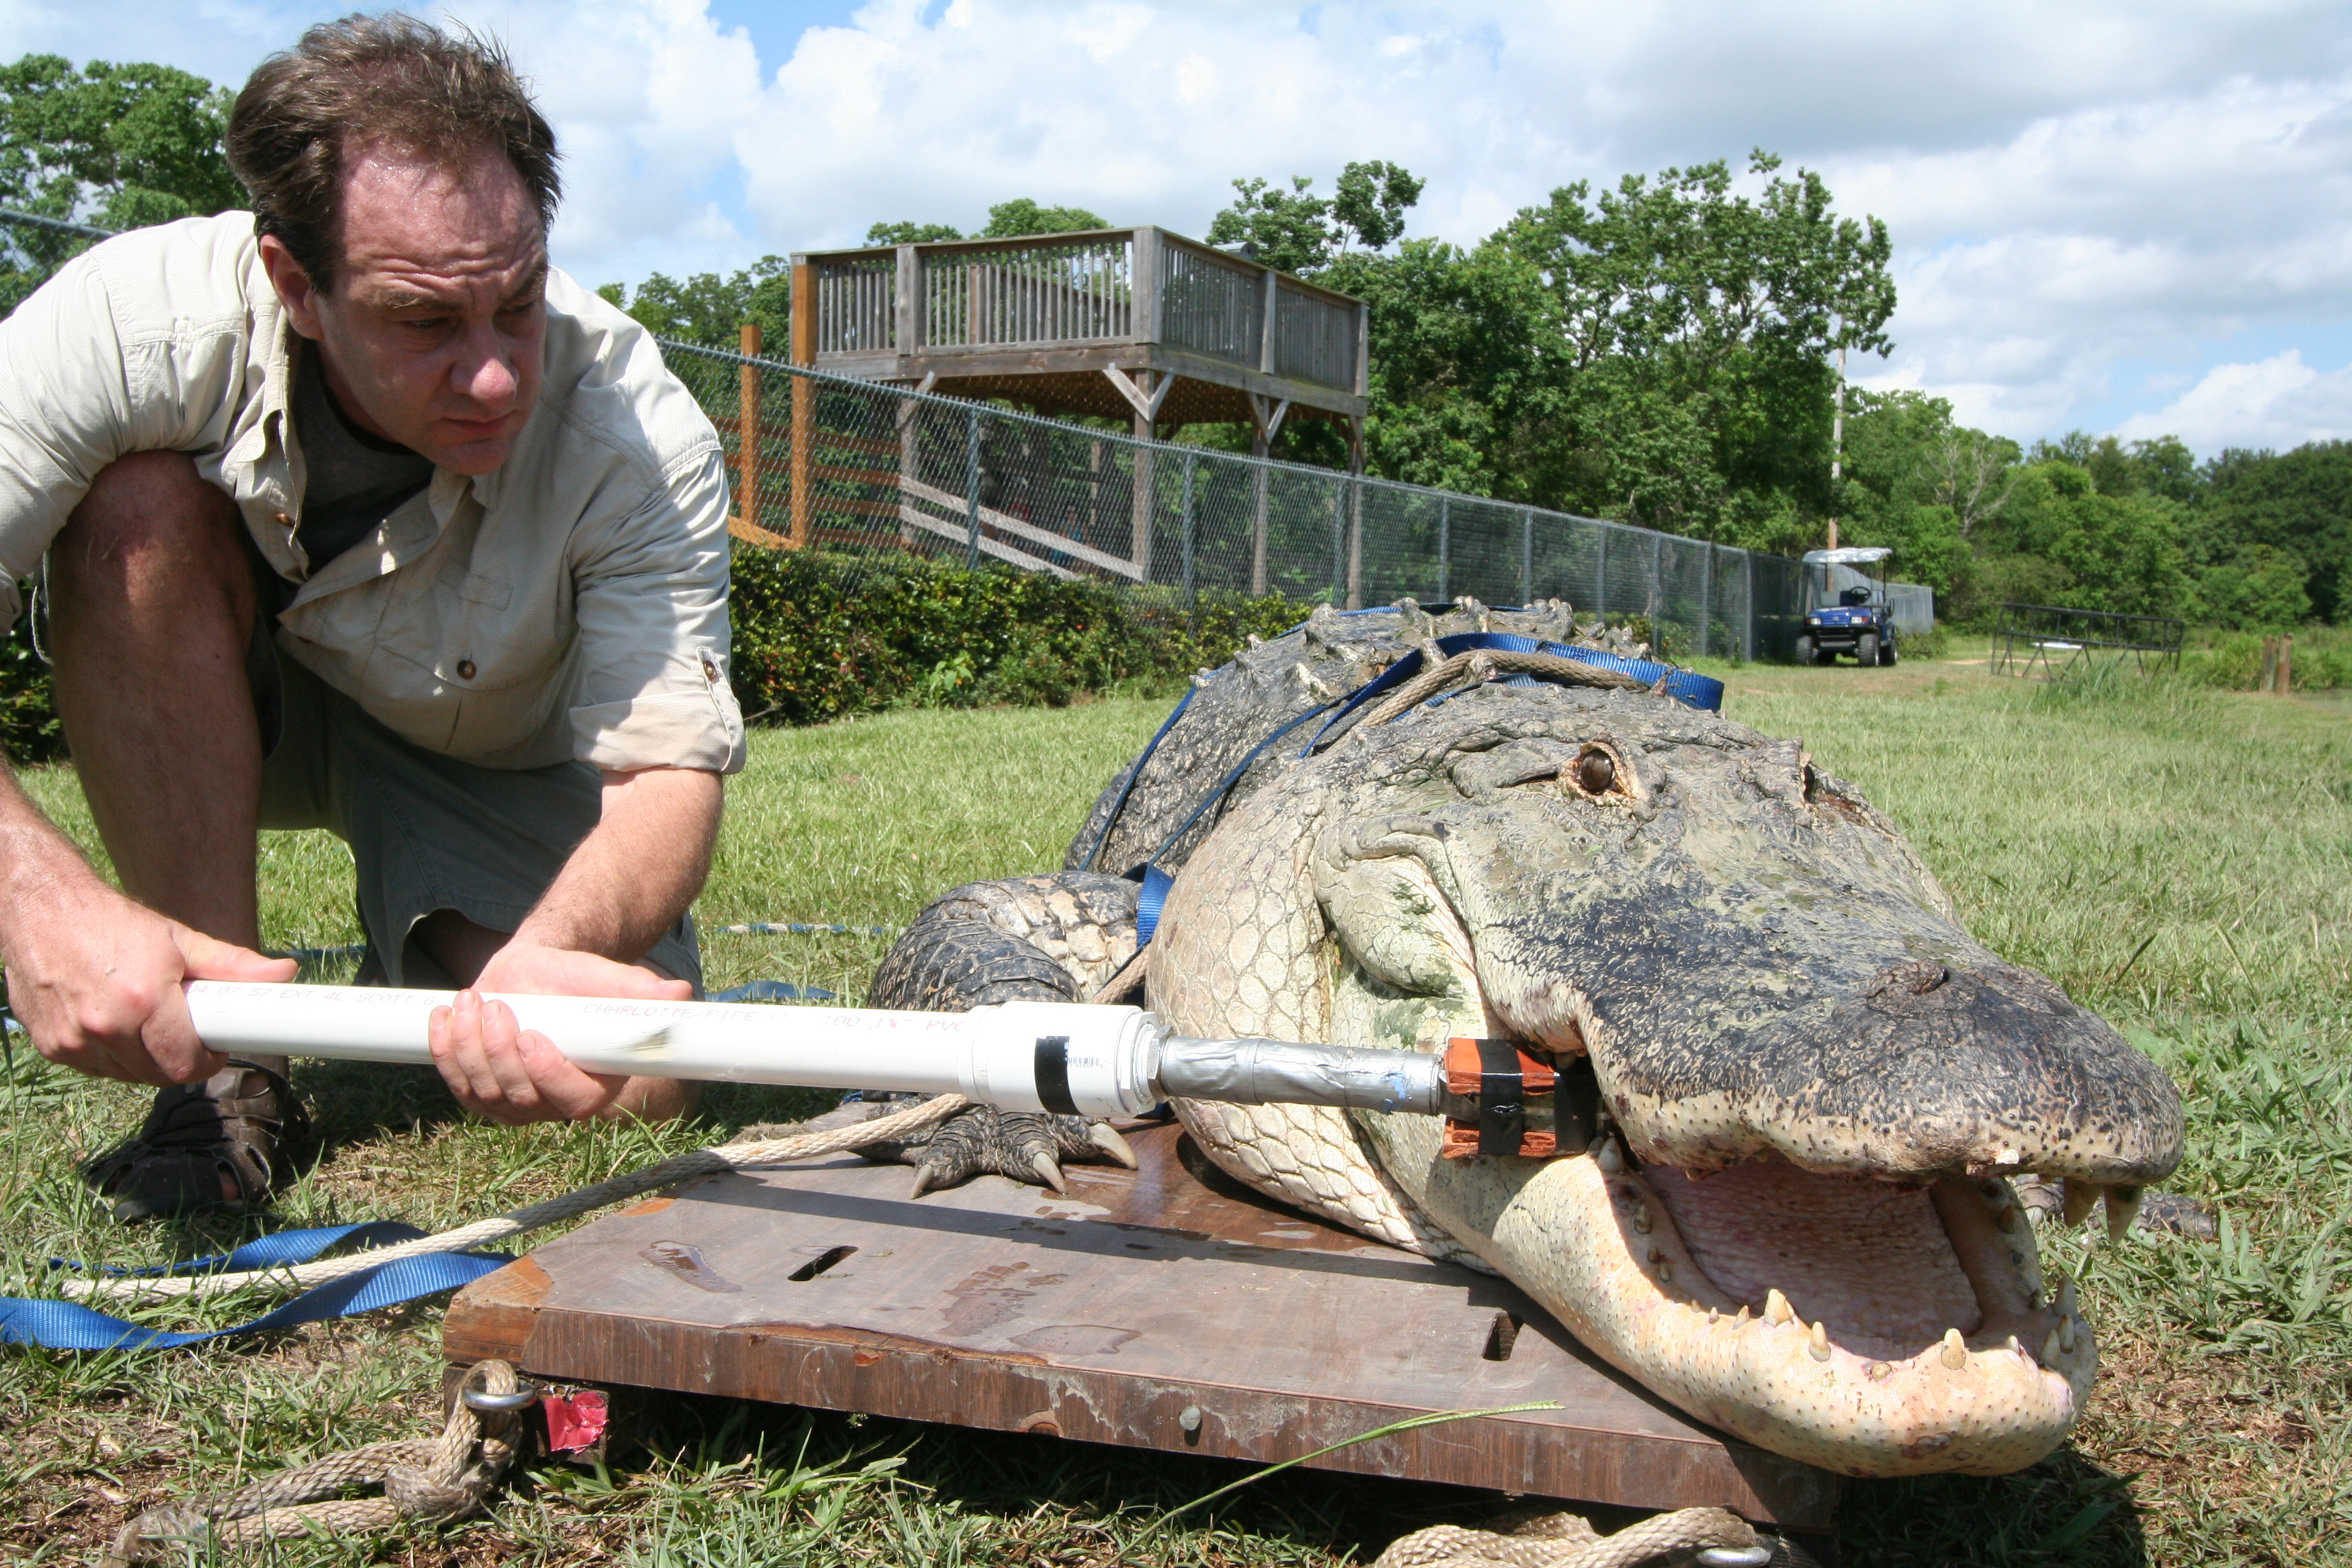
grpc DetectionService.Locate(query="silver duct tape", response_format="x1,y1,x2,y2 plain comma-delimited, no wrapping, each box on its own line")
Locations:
1154,1037,1443,1115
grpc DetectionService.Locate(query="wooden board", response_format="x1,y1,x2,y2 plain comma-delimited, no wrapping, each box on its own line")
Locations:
444,1120,1837,1529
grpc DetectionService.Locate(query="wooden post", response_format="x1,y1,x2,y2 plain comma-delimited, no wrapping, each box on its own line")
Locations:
2277,633,2294,694
2259,635,2279,693
736,321,764,537
789,261,817,549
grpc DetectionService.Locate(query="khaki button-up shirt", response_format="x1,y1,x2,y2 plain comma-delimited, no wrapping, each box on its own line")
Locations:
0,212,747,776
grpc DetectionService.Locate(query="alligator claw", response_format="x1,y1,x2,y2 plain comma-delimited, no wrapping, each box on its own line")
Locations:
1031,1152,1070,1194
1088,1124,1139,1169
909,1162,949,1199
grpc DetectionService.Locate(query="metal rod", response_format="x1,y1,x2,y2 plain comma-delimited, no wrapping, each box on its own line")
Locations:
1181,449,1196,607
0,206,117,240
964,405,982,570
1437,495,1449,604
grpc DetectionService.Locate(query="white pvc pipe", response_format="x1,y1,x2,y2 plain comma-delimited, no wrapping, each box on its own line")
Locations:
183,982,1164,1117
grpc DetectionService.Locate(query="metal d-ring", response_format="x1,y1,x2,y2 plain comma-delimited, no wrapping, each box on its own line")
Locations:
461,1384,540,1413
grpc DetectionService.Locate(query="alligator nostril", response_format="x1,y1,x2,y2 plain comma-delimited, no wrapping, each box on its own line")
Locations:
1912,966,1951,994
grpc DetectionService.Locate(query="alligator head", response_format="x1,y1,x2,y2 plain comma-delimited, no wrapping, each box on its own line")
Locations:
1146,662,2181,1477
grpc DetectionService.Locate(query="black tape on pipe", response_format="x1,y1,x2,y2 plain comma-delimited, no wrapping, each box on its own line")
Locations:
1033,1035,1077,1115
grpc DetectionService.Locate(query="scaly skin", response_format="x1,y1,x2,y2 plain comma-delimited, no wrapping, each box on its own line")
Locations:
889,602,2180,1476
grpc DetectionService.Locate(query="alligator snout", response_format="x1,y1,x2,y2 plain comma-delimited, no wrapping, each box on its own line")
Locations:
1603,951,2186,1189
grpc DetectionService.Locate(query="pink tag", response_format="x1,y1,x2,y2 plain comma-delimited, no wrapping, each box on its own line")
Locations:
541,1390,610,1454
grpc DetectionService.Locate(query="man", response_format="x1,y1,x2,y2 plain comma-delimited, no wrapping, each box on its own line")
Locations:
0,15,745,1220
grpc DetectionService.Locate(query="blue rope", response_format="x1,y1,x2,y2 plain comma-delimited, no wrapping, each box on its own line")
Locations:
1122,627,1720,949
0,1224,509,1351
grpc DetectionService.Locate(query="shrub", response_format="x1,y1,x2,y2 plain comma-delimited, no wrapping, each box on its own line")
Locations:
2178,626,2352,691
2,589,61,764
0,556,1320,765
724,546,1316,724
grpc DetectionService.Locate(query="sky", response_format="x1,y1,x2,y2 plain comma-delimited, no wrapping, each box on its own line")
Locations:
5,0,2349,457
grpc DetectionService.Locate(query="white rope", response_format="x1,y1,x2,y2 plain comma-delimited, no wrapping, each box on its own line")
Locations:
63,1094,968,1303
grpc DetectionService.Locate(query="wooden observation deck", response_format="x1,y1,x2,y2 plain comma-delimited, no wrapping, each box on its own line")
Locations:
787,227,1368,456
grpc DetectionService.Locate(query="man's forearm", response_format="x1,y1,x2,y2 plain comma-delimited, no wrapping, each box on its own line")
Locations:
509,766,722,962
0,763,108,959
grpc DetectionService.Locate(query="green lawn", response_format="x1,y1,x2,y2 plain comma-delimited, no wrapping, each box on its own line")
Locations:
2,655,2347,1567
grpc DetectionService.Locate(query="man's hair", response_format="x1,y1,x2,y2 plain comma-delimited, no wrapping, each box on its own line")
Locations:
226,13,561,290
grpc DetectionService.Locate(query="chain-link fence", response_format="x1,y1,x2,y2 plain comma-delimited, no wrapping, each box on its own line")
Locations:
662,340,1818,662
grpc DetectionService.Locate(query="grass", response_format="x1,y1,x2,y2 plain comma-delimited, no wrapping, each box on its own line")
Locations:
2,653,2348,1565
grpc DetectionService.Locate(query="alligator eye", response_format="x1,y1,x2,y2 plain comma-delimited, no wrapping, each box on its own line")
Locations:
1575,750,1617,795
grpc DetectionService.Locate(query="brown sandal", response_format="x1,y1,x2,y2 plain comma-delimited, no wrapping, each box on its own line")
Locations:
82,1060,317,1223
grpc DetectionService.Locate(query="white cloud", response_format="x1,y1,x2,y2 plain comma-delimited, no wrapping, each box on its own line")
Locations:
2116,350,2352,453
5,0,2351,452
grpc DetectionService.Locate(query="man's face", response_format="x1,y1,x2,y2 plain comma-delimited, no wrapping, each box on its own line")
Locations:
261,142,547,474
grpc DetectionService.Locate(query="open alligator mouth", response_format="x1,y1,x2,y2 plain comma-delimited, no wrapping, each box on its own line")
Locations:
1577,1142,2095,1475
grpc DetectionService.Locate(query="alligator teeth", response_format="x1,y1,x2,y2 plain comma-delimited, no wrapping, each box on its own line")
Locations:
1764,1289,1794,1326
2061,1178,2102,1227
2105,1185,2144,1241
1657,1260,1673,1283
2006,1333,2025,1358
1088,1125,1139,1169
1940,1328,1968,1369
1735,1305,1750,1326
1995,1203,2022,1234
2042,1328,2063,1365
2059,1316,2078,1354
1808,1321,1830,1362
2056,1275,2078,1318
1633,1203,1654,1234
1592,1137,1624,1175
1707,1307,1720,1325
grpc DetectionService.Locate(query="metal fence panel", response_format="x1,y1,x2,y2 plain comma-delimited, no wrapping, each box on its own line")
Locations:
665,340,1876,661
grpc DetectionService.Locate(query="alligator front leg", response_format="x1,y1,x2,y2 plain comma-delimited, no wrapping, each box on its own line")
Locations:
862,872,1145,1196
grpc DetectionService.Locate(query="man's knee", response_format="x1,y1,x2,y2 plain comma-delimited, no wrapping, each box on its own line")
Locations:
52,451,250,619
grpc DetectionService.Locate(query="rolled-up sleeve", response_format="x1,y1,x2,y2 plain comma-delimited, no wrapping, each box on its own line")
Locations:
564,444,747,775
0,260,169,622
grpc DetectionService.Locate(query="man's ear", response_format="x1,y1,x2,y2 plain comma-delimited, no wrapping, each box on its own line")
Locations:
257,233,327,342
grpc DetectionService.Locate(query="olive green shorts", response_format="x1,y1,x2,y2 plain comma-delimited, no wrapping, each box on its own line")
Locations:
248,627,702,994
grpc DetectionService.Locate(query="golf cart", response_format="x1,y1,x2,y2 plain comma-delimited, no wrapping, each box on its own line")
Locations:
1797,546,1897,667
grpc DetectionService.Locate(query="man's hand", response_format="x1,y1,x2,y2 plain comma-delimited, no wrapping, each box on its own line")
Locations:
3,878,296,1086
427,943,691,1124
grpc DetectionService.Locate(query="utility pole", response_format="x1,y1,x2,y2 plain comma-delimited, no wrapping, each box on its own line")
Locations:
1827,340,1846,551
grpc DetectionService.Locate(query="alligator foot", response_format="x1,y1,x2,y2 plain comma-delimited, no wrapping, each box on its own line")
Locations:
860,1104,1136,1197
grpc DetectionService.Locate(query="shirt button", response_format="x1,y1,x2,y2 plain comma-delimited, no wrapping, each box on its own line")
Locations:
456,659,476,680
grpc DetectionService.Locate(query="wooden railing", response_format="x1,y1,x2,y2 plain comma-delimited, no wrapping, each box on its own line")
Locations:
798,226,1365,398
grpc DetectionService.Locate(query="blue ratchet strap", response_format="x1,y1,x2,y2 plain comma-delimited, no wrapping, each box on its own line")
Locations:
1128,699,1337,947
1078,684,1195,872
1,1222,511,1352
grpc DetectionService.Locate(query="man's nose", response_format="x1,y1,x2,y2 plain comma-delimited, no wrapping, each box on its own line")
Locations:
451,323,519,408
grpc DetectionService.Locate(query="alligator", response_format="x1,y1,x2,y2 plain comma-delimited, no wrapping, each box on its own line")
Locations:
864,600,2184,1478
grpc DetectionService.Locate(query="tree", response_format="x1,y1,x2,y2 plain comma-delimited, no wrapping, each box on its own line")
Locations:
977,198,1105,238
2198,440,2351,623
1488,151,1896,540
864,220,963,245
0,53,238,312
1205,160,1425,274
863,198,1109,248
597,257,790,351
